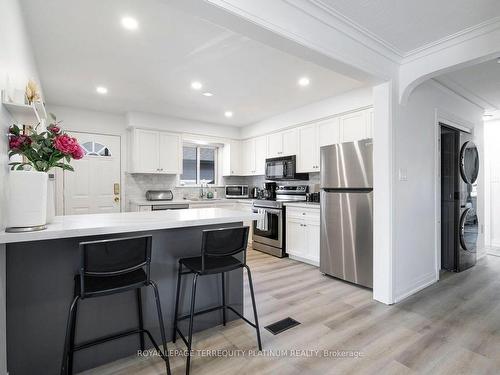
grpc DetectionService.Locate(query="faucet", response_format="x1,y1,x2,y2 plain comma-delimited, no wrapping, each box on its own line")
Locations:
199,181,206,199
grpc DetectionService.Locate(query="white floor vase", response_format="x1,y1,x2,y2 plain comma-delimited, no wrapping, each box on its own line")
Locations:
6,170,48,232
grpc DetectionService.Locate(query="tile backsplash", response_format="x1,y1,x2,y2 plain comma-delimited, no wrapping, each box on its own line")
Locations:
125,173,319,209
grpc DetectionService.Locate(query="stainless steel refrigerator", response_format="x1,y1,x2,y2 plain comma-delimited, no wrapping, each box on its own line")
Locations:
320,139,373,288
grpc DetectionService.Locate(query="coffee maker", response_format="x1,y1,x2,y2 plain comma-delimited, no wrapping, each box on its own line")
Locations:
262,181,277,200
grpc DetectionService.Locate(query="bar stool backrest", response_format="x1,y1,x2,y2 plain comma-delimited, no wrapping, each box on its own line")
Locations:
201,226,249,272
79,236,152,295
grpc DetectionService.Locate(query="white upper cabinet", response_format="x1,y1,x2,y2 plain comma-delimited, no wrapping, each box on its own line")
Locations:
222,140,242,176
267,132,282,158
159,132,182,174
339,110,369,143
297,124,320,173
241,138,256,175
318,117,340,147
266,128,298,158
241,136,267,176
282,129,298,156
254,136,267,175
129,128,181,174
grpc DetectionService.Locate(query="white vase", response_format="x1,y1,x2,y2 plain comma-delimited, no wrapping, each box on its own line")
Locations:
46,172,56,223
7,170,48,229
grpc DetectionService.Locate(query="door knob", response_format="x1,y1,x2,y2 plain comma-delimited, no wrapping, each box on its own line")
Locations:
114,197,120,203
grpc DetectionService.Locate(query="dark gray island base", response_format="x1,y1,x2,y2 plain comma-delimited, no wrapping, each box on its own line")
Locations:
7,223,244,375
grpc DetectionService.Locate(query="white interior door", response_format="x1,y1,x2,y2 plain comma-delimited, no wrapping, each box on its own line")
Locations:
64,132,121,215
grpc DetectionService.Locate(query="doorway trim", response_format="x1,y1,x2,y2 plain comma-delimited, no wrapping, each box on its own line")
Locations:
55,130,122,215
434,109,473,281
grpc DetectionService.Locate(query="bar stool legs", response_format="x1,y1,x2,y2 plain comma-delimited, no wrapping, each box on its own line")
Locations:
245,265,262,351
136,288,145,351
61,295,80,375
186,273,199,375
60,285,171,375
221,272,227,326
150,281,171,375
172,264,182,343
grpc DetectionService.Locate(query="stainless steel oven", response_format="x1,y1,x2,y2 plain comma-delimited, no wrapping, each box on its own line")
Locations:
252,203,284,257
252,185,308,258
225,185,249,199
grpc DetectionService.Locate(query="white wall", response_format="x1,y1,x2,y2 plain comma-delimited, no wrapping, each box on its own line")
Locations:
0,0,42,372
484,119,500,251
393,80,484,302
240,86,373,138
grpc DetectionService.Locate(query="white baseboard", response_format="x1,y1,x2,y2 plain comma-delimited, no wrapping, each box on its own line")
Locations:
288,254,319,267
394,272,438,303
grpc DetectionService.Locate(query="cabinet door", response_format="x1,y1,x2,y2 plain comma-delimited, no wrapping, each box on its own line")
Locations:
339,110,368,143
254,136,267,175
297,124,319,173
305,220,320,264
286,218,306,257
319,118,340,147
159,132,181,174
267,132,282,158
134,129,159,173
222,140,242,176
282,129,298,156
242,139,256,175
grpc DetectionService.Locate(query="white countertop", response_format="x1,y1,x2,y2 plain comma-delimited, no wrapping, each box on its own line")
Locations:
130,198,254,205
0,208,261,244
284,202,320,209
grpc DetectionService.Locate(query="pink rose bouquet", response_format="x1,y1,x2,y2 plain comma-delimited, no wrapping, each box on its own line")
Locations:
8,113,83,172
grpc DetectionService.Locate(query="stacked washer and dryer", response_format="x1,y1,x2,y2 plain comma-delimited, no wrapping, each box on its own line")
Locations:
441,125,480,272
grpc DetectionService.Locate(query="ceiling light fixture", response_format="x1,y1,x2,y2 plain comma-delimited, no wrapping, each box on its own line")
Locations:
121,16,138,30
191,81,202,90
96,86,108,94
483,113,494,121
298,77,310,87
224,111,233,118
202,92,213,97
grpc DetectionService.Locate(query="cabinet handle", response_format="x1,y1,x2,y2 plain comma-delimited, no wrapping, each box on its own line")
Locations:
302,212,306,215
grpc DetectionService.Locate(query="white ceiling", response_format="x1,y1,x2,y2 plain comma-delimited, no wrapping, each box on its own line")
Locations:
437,58,500,111
19,0,365,127
317,0,500,53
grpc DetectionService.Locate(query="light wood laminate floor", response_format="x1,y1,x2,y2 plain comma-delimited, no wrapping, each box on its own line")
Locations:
80,250,500,375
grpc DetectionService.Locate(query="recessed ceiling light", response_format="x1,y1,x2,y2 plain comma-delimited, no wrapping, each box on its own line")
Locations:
298,77,310,87
96,86,108,94
202,92,213,97
224,111,233,118
121,16,138,30
191,81,202,90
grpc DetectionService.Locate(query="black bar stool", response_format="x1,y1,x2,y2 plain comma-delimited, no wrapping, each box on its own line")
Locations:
172,226,262,374
60,236,171,375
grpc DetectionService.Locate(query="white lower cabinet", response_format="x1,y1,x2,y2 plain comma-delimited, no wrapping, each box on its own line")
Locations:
285,206,320,266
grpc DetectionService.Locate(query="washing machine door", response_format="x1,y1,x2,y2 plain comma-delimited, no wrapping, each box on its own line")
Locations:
459,207,478,252
459,141,479,184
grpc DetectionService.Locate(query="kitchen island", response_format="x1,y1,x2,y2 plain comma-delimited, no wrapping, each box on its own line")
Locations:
0,208,260,375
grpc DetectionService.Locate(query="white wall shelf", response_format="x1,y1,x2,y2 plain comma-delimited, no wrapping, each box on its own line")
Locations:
1,90,47,126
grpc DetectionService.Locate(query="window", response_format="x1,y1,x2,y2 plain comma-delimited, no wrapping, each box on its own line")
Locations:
180,145,217,185
81,141,111,157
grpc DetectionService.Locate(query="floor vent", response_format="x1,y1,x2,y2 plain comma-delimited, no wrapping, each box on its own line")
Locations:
264,317,300,335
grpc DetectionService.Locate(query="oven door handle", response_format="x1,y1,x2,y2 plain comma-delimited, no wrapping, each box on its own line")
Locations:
253,208,282,215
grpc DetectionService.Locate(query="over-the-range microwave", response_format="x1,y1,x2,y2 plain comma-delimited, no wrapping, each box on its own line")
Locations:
265,155,308,181
225,185,249,199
